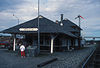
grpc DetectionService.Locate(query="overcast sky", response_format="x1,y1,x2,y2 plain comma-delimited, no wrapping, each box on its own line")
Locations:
0,0,100,39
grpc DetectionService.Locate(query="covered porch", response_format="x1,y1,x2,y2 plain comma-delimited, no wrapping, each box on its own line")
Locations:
12,33,78,54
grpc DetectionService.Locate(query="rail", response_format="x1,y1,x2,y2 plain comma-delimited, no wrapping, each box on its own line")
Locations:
81,47,96,68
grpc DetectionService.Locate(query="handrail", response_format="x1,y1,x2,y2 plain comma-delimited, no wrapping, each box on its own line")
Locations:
81,47,96,68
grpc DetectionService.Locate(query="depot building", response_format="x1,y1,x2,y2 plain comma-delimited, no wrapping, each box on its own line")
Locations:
1,14,81,54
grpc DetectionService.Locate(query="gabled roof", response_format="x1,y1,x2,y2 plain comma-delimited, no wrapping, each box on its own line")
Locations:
1,15,77,38
58,19,79,33
58,19,82,37
62,19,81,30
64,19,82,30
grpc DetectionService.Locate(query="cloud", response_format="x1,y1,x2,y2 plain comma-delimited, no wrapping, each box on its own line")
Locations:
0,0,100,37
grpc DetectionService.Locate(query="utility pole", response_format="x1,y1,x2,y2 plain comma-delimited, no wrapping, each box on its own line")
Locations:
78,15,81,48
13,14,19,51
78,15,81,28
13,14,19,25
37,0,40,55
75,15,81,48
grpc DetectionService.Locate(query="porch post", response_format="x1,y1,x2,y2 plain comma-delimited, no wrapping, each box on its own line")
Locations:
50,34,58,54
73,39,75,47
68,39,70,50
75,39,78,46
43,36,45,46
51,37,54,54
13,34,16,51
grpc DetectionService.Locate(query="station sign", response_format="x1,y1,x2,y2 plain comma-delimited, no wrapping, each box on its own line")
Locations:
19,28,38,31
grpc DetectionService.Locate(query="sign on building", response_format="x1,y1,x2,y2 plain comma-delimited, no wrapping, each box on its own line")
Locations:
19,28,38,31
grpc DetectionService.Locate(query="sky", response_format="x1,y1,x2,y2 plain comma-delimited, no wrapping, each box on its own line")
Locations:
0,0,100,39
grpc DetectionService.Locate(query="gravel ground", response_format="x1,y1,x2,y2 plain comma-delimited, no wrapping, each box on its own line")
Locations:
41,45,96,68
0,45,96,68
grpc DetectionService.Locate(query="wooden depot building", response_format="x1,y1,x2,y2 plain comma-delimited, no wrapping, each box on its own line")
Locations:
1,14,81,54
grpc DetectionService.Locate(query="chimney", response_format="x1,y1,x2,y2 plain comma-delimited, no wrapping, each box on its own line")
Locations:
60,14,63,26
61,14,63,23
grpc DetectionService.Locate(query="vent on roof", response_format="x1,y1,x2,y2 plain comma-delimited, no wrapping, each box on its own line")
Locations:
55,20,59,24
61,14,63,22
60,14,64,26
39,15,43,18
64,18,68,20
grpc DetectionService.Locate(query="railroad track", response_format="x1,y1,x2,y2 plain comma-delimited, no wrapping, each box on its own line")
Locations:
82,45,100,68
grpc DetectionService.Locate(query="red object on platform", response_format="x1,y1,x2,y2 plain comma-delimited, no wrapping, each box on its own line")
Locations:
21,51,25,56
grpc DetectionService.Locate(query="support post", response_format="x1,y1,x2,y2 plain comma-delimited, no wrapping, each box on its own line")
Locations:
50,35,58,54
51,37,54,54
13,34,16,51
75,39,78,46
68,40,70,51
43,36,45,46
